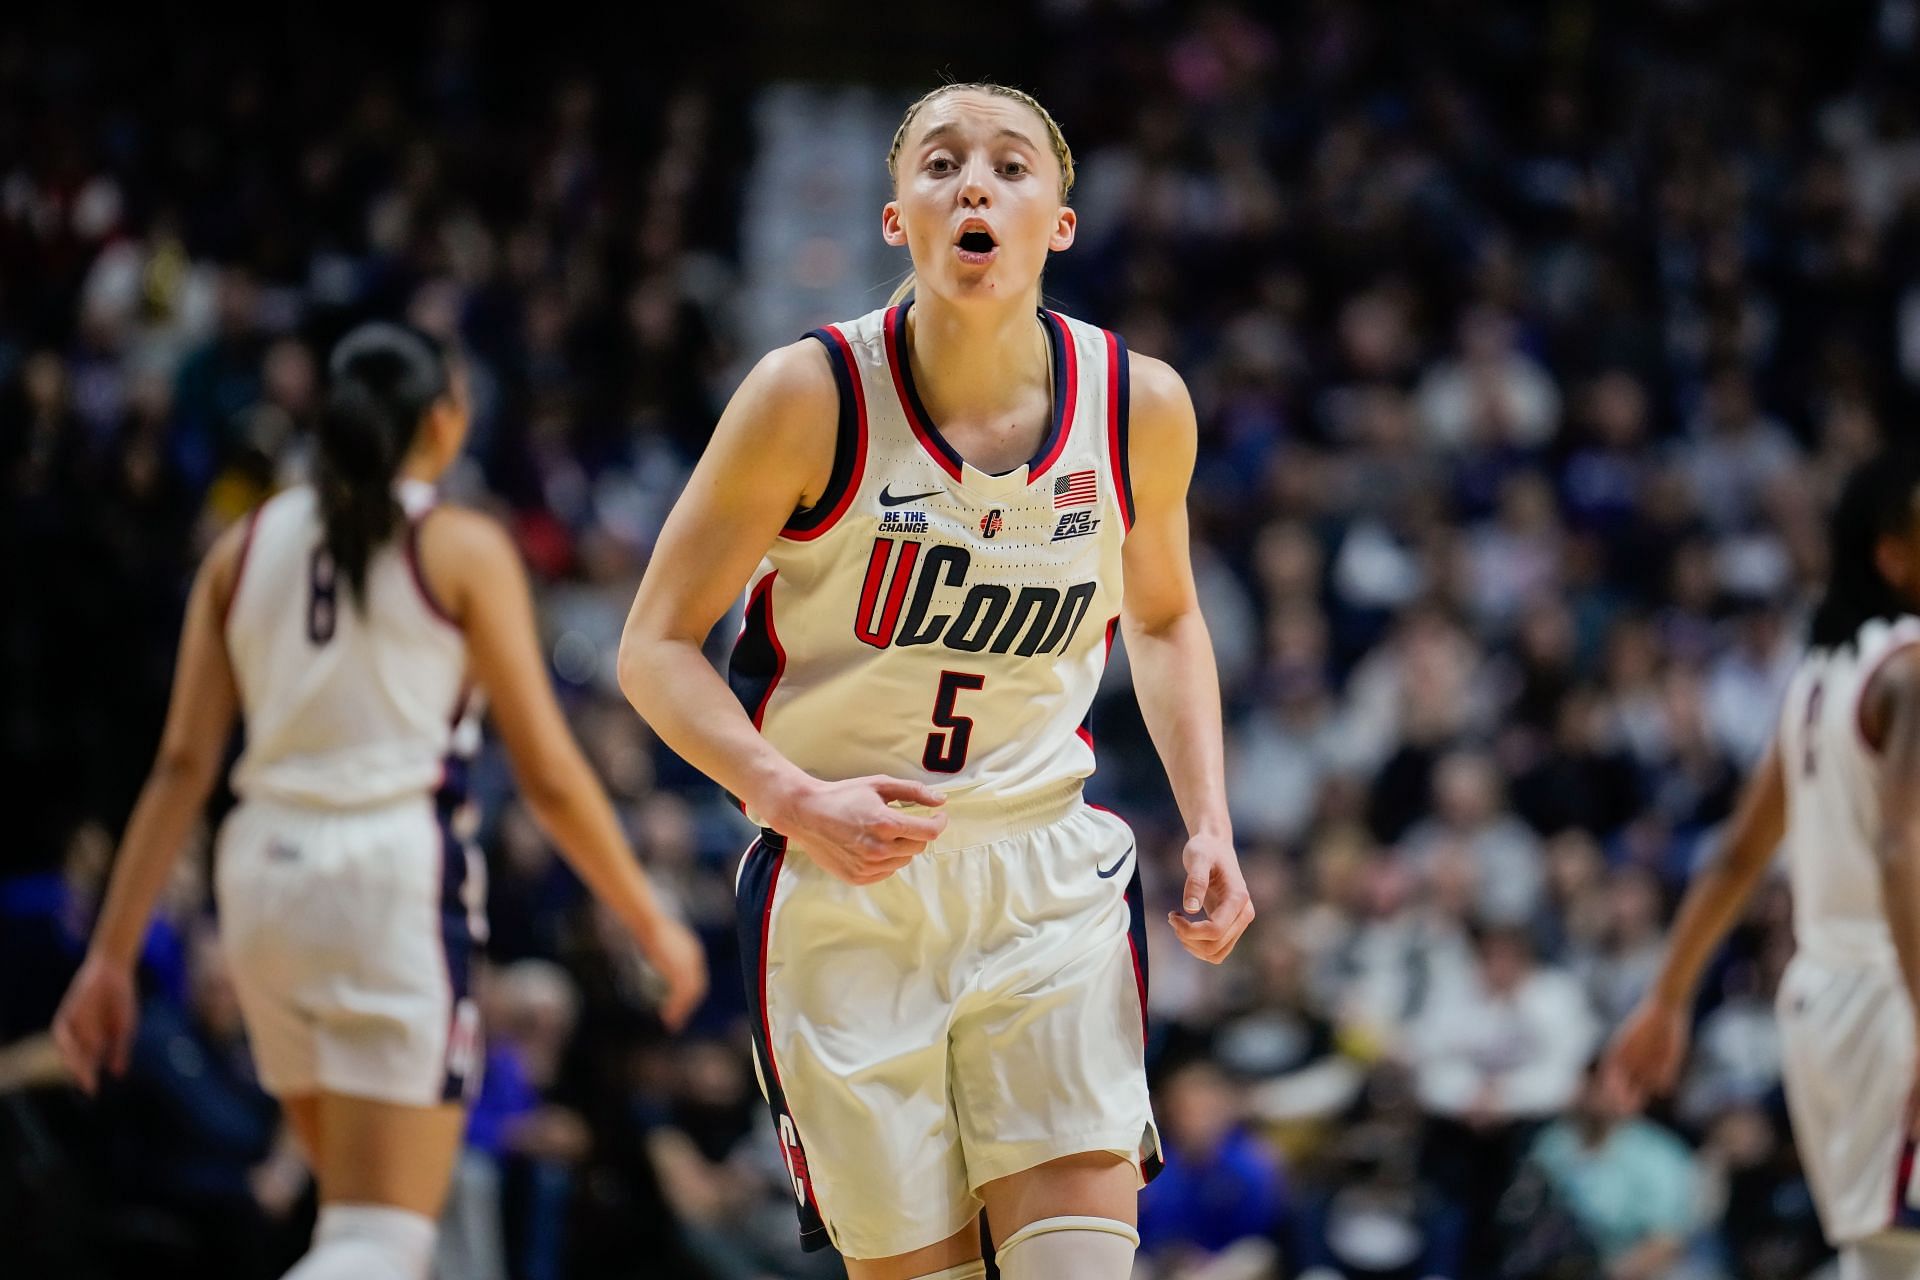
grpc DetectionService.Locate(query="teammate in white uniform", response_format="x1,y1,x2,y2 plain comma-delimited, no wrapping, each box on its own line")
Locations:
1610,446,1920,1280
619,83,1253,1280
53,322,706,1280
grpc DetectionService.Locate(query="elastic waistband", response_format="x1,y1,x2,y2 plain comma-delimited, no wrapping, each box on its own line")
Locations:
760,779,1086,856
229,791,434,819
1793,935,1897,973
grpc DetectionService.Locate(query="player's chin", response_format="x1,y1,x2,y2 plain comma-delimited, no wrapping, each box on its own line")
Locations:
935,256,1028,297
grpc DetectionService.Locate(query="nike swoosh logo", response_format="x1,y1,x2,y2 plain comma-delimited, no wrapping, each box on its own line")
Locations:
1096,844,1134,879
879,484,943,507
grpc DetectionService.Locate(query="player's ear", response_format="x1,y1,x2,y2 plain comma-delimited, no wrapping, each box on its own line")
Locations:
1049,206,1076,253
882,201,908,249
1877,534,1912,595
422,390,466,466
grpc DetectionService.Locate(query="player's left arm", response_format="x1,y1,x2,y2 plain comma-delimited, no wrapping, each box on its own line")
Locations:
1119,352,1251,964
1871,647,1920,1134
1606,739,1785,1104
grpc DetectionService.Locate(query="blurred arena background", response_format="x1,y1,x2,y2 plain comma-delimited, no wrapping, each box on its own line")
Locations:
6,1,1920,1276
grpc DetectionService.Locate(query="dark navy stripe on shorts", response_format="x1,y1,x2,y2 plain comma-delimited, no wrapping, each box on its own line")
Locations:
436,791,477,1103
737,832,831,1252
1122,862,1162,1183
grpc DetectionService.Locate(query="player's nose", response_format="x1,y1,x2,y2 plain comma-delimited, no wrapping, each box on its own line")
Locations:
958,155,992,208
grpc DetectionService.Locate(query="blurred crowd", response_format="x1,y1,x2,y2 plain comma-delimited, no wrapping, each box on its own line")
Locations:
7,1,1920,1278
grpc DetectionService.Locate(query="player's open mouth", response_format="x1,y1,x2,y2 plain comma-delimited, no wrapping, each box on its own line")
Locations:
954,223,998,264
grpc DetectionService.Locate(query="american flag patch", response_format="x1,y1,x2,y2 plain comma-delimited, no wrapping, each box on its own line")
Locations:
1053,470,1097,508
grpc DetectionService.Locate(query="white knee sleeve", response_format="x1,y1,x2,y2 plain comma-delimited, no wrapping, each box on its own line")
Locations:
282,1203,438,1280
996,1216,1139,1280
910,1261,988,1280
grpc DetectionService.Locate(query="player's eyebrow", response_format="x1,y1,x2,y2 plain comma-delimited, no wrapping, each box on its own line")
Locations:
917,122,1041,151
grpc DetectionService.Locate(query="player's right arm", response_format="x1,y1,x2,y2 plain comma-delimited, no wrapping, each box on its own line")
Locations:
1607,740,1786,1103
53,519,247,1093
1867,648,1920,1134
616,342,945,885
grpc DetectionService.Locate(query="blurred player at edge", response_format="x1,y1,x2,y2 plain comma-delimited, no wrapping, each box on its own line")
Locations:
618,82,1252,1280
1610,445,1920,1280
52,322,707,1280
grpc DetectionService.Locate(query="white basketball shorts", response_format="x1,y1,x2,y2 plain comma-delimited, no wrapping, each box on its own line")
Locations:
735,787,1163,1260
1778,951,1920,1245
214,795,487,1107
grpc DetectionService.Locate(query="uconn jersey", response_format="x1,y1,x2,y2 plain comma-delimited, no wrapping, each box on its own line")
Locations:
726,304,1160,1258
1773,616,1920,1243
1777,615,1920,967
215,478,487,1108
728,302,1133,808
226,479,481,809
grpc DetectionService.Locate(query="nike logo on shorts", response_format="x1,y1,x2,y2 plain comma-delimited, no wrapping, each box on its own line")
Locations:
879,484,943,507
1096,844,1134,879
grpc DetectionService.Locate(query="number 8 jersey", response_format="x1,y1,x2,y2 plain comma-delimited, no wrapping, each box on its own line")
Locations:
225,479,480,810
729,302,1133,812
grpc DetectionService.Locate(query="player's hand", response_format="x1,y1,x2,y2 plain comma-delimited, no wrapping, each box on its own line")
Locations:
1605,996,1689,1108
634,913,710,1033
52,954,138,1095
1168,831,1254,964
774,776,948,886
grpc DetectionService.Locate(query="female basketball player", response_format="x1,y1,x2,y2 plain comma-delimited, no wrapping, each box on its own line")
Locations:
617,83,1253,1280
53,322,707,1280
1609,446,1920,1280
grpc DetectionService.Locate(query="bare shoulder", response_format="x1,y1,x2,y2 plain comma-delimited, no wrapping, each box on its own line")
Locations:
704,338,843,510
1864,641,1920,752
1127,350,1193,424
1125,351,1197,483
747,337,840,407
417,502,517,562
202,502,263,613
723,338,841,445
415,503,525,625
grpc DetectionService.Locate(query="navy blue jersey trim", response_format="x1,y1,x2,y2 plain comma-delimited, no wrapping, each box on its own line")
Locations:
727,572,784,729
889,302,967,476
406,509,459,630
1029,310,1074,475
890,301,1073,479
736,834,831,1251
785,331,861,535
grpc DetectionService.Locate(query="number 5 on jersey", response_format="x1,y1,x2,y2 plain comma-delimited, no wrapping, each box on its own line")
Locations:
924,671,985,773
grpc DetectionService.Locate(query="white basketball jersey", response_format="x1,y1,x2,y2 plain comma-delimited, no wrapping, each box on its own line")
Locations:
225,480,479,809
728,303,1133,814
1778,615,1920,967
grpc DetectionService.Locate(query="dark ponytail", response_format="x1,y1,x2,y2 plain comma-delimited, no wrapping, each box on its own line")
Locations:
1808,442,1920,650
317,322,449,604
